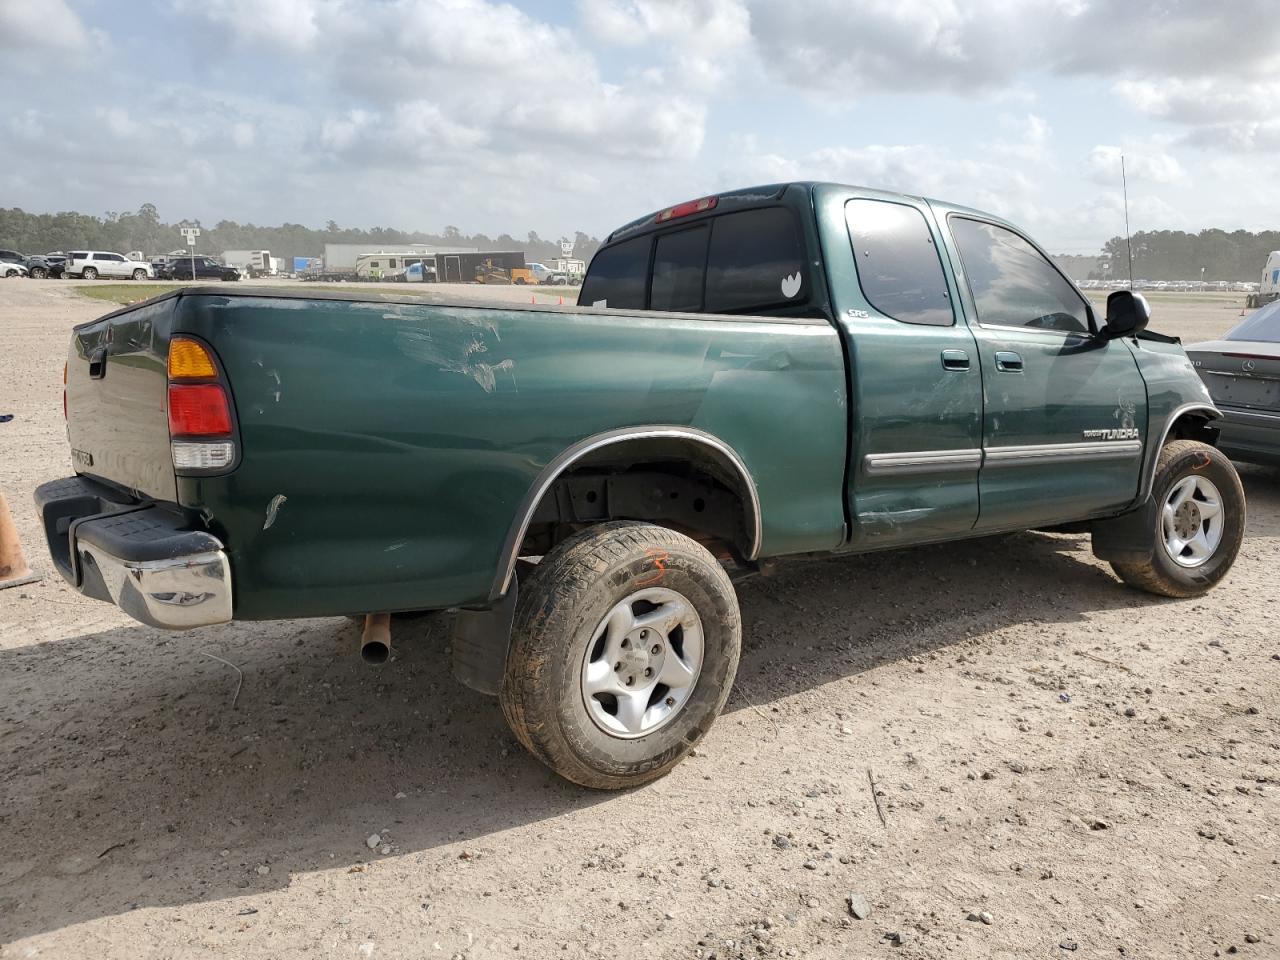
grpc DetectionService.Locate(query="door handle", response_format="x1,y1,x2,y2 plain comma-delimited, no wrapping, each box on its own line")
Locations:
88,346,107,379
995,351,1023,372
941,349,970,371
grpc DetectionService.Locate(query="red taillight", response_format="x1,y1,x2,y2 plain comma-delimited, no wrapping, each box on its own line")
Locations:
168,383,232,436
655,195,718,224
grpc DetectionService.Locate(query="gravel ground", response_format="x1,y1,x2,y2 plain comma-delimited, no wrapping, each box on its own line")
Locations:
1,282,1277,959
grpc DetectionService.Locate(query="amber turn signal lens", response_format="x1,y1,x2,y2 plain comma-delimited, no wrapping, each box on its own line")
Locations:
168,338,218,379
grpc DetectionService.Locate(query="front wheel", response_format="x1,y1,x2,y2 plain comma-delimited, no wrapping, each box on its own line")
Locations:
29,266,48,279
132,269,147,280
1111,440,1245,597
3,268,18,278
82,266,97,280
501,522,741,789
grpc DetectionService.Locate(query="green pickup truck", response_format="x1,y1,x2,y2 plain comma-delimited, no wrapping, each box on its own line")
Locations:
36,182,1244,788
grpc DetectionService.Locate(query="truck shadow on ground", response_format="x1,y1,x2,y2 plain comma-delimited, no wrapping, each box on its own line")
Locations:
2,469,1277,942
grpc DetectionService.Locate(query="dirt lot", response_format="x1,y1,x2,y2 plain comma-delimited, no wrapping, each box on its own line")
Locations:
1,282,1277,959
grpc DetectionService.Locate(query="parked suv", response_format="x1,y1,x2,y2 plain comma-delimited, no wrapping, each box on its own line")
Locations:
158,256,241,281
63,251,152,280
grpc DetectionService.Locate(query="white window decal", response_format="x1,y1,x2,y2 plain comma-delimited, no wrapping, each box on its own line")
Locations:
780,272,802,298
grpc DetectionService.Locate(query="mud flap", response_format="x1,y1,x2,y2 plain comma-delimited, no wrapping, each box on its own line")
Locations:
1090,495,1157,565
451,576,518,696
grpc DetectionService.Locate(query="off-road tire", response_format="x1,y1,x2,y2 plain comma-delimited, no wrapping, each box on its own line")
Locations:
82,266,97,280
501,521,741,789
1111,440,1244,597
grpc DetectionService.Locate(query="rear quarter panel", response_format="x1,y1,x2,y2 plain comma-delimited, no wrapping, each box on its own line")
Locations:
172,293,847,618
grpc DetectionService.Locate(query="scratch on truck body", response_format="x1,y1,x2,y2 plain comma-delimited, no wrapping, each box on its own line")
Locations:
263,494,287,531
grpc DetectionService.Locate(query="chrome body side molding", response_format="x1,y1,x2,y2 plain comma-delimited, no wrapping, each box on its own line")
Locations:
983,440,1142,465
863,448,983,475
862,440,1142,476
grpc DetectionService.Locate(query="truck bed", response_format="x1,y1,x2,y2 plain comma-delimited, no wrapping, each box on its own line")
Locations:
63,287,847,619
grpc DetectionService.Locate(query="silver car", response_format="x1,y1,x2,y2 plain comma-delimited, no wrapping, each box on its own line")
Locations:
1188,301,1280,465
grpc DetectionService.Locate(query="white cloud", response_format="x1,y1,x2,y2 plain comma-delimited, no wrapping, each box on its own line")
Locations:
0,0,93,52
97,108,140,140
171,0,326,51
231,121,256,148
578,0,750,89
1085,145,1188,185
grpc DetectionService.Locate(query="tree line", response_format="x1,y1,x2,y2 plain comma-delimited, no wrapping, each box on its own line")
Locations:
0,204,604,268
2,204,1275,281
1095,229,1279,282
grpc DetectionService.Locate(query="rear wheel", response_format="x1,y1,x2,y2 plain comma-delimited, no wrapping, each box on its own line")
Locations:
82,266,97,280
501,522,741,789
1111,440,1244,597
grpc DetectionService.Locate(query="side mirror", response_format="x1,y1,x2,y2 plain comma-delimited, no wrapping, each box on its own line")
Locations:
1104,291,1150,338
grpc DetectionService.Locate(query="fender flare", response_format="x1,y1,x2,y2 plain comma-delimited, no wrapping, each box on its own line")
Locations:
487,425,762,603
1137,402,1222,501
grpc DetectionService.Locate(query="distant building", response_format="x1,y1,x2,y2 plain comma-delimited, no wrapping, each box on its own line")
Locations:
322,243,478,271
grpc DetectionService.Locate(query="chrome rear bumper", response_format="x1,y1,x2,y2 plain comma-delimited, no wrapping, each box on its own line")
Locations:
77,540,232,629
35,476,234,630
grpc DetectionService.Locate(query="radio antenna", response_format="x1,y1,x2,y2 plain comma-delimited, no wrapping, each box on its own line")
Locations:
1121,152,1135,288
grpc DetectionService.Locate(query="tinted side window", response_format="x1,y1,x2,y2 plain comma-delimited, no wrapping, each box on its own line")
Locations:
846,199,952,326
650,226,708,312
705,208,805,314
579,236,650,309
950,218,1090,334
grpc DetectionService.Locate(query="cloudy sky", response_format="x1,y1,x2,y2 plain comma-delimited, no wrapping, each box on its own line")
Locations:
2,0,1277,252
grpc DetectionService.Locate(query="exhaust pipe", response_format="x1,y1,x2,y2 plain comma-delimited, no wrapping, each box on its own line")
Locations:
361,613,392,665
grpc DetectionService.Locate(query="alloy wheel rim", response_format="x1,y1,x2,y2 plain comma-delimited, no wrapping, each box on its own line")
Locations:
579,587,704,740
1160,474,1224,568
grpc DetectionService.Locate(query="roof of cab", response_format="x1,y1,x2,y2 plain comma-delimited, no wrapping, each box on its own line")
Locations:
604,181,1014,246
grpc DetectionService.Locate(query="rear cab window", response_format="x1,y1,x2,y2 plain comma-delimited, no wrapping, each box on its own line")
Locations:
579,186,823,319
578,236,649,309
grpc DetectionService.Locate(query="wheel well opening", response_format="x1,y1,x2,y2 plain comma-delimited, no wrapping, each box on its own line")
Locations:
1166,413,1220,446
518,438,758,565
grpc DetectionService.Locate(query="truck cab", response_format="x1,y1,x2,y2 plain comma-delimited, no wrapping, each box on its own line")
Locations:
577,182,1219,552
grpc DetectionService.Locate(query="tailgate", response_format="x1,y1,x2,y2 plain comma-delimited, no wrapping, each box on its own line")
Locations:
66,295,178,501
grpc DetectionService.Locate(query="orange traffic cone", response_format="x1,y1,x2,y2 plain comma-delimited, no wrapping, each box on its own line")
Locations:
0,492,39,589
558,296,563,305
